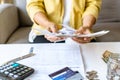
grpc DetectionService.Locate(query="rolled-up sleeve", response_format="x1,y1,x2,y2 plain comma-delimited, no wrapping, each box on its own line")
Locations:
82,0,101,19
26,0,46,22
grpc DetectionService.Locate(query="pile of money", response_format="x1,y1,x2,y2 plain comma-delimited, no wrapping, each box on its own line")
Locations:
102,50,119,62
102,50,112,63
105,51,120,80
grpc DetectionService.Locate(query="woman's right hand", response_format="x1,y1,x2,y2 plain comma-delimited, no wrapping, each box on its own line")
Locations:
46,23,59,33
44,23,65,42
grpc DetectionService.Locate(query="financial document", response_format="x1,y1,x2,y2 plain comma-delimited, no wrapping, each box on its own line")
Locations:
0,44,86,80
21,44,85,80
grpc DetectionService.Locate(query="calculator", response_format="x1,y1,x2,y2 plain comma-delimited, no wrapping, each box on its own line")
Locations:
0,62,34,80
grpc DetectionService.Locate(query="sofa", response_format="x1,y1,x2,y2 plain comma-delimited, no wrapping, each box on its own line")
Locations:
93,0,120,42
0,0,32,44
0,0,120,44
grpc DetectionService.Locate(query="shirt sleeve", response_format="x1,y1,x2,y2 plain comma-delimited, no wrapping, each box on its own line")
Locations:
26,0,46,22
82,0,102,19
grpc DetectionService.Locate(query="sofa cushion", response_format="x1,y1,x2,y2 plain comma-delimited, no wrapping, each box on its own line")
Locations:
93,22,120,42
13,0,33,26
7,27,31,44
97,0,120,22
0,4,19,44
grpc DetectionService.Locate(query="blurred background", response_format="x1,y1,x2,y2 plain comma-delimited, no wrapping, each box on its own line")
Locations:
0,0,13,4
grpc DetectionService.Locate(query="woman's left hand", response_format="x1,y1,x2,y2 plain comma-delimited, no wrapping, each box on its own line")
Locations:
72,26,92,43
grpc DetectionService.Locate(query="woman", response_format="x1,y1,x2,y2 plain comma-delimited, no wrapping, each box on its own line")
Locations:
26,0,101,43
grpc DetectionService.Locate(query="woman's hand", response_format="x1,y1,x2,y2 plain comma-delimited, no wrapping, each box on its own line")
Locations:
44,35,65,42
44,24,65,42
72,26,92,43
33,12,65,42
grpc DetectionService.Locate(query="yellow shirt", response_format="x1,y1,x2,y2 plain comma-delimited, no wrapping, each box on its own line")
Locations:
26,0,101,34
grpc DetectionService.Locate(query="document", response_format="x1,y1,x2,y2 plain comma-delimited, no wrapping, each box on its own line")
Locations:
0,44,85,80
18,44,85,80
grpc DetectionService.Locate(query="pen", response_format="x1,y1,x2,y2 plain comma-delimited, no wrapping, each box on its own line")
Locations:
29,47,34,53
3,47,35,65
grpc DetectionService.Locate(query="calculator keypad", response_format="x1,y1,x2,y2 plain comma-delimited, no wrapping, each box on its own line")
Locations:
0,62,34,80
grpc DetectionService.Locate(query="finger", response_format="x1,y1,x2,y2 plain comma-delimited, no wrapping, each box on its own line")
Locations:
77,26,91,34
72,37,90,43
50,25,58,33
75,30,82,34
73,39,90,43
77,27,85,33
83,37,91,41
47,27,52,32
44,35,64,42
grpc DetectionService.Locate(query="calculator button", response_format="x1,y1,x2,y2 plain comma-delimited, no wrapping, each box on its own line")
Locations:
9,73,14,77
9,66,13,69
12,63,20,67
16,66,20,69
20,68,24,71
1,65,6,68
0,67,4,70
3,65,7,69
13,75,19,78
0,67,3,70
11,68,16,71
6,67,11,70
19,65,24,68
24,69,29,72
17,73,22,76
3,68,8,71
7,69,13,72
23,66,27,69
16,69,21,73
21,71,26,74
4,71,9,75
13,71,17,74
28,67,32,69
0,70,5,73
5,64,10,67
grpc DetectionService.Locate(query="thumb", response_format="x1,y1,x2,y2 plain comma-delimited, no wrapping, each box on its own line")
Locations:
51,25,58,33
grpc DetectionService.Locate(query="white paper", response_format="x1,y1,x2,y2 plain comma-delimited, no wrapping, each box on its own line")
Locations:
55,30,110,38
34,26,109,38
0,45,32,66
0,44,85,80
19,44,85,80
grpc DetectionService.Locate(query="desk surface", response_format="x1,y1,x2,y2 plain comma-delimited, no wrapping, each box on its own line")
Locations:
80,42,120,80
0,43,85,80
1,42,120,80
